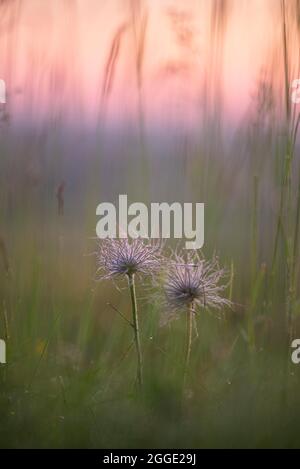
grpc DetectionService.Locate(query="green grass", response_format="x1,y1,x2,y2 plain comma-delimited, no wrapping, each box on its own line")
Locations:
0,121,300,449
0,0,300,447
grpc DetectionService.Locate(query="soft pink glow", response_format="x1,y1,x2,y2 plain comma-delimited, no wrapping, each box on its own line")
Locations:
0,0,297,131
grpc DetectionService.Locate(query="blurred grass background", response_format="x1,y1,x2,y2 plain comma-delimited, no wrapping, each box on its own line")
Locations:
1,0,300,448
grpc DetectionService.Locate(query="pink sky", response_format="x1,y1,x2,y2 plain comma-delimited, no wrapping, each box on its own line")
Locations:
0,0,297,131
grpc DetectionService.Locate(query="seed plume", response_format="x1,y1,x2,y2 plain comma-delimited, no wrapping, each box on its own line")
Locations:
96,238,163,280
163,250,231,315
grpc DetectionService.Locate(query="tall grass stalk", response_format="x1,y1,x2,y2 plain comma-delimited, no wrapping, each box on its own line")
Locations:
130,0,149,195
127,273,143,390
292,165,300,295
0,235,9,275
2,302,9,341
229,260,234,303
248,175,259,353
183,302,194,389
272,0,297,350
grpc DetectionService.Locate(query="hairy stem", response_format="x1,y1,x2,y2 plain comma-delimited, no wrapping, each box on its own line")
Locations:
127,273,143,390
183,302,194,389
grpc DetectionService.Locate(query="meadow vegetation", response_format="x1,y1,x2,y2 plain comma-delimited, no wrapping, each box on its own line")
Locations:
0,0,300,448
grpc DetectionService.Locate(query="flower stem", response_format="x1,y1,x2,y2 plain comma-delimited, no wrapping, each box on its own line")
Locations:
183,302,194,389
127,273,143,390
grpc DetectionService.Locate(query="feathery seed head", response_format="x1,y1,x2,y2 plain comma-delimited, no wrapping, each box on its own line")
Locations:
163,250,231,313
96,238,164,280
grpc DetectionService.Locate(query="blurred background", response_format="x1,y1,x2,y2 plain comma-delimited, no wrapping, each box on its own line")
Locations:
0,0,300,448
